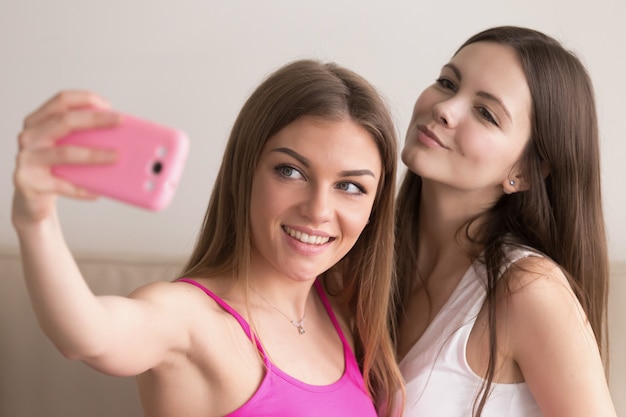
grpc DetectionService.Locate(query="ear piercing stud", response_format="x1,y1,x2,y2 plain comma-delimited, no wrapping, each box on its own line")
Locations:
509,179,516,186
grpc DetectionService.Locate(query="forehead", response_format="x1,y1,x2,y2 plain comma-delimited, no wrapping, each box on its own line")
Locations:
263,116,382,164
451,41,532,123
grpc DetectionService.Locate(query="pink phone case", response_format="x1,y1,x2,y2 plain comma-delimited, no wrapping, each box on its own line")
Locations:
51,113,189,211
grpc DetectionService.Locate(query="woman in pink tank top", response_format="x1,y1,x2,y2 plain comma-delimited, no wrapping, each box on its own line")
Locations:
12,60,404,416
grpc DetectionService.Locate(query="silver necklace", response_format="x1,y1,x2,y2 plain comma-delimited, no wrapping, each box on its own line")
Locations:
251,288,306,335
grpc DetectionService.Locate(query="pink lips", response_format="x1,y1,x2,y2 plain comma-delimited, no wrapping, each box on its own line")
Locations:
416,125,448,149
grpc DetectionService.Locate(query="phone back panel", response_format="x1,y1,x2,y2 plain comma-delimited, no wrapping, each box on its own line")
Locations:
51,114,189,211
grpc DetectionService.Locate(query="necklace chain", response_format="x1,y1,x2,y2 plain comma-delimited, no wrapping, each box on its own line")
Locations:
251,288,306,335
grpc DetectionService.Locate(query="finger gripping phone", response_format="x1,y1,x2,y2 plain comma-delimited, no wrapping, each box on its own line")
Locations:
52,113,190,211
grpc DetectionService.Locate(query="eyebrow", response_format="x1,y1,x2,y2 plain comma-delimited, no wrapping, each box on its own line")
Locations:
443,63,513,122
271,147,376,178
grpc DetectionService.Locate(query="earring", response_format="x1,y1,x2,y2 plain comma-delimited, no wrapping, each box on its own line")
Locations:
509,179,516,186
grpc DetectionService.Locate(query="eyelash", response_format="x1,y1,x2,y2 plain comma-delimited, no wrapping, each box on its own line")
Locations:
477,107,498,126
435,77,499,127
274,164,366,196
436,77,457,92
336,181,366,195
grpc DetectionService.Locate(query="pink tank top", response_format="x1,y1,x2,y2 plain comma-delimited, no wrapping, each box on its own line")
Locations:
178,278,377,417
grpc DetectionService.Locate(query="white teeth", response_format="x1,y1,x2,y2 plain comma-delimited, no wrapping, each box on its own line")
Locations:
284,227,330,245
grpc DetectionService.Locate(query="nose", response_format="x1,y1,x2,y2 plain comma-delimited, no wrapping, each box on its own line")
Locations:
432,99,458,128
299,185,333,224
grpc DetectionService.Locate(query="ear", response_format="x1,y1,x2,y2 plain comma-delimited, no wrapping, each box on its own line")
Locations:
502,173,529,194
503,159,551,194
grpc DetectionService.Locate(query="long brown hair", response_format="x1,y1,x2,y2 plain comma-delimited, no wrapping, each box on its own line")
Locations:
395,26,609,416
180,59,403,415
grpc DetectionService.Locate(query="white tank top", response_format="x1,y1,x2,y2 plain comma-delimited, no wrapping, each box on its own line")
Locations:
399,247,543,416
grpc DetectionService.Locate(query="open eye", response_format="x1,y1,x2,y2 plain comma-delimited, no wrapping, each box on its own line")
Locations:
275,164,304,180
336,181,365,196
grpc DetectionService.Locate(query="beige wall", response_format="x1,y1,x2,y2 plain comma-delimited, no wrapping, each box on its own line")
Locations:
1,1,625,263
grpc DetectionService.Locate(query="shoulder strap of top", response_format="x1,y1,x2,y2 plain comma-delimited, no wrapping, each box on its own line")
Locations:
177,278,267,357
314,280,350,348
500,245,543,275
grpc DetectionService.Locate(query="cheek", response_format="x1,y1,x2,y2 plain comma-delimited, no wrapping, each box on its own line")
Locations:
249,179,276,232
460,136,496,160
412,90,435,118
457,134,525,183
340,200,375,239
456,125,506,160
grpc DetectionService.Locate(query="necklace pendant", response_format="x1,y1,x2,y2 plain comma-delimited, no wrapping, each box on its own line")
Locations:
252,287,307,336
291,319,306,335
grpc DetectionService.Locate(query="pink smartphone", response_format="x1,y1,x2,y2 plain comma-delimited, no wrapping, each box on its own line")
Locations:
51,113,190,211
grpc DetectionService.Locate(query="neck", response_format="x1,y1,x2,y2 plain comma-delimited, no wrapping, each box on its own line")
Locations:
247,251,317,318
416,180,488,273
249,278,313,321
250,282,312,336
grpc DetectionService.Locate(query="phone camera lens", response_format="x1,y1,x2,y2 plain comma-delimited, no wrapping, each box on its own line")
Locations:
152,161,163,174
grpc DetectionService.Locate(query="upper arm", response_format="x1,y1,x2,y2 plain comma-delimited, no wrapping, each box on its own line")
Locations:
81,281,197,376
504,257,616,416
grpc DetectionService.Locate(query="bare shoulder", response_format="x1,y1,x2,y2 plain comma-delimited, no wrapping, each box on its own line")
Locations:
501,255,587,336
499,255,615,416
125,278,237,352
126,279,203,318
504,255,571,294
497,254,594,362
128,278,228,314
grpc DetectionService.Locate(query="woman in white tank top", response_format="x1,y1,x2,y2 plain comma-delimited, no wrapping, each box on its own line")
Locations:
394,25,616,417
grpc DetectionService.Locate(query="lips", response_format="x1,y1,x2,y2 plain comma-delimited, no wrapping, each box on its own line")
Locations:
417,125,448,149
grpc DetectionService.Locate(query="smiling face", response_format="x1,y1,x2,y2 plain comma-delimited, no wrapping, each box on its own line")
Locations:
249,115,382,283
402,41,533,199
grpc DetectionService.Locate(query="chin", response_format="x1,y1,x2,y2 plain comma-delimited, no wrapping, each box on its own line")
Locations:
400,147,415,166
401,155,422,176
283,266,328,283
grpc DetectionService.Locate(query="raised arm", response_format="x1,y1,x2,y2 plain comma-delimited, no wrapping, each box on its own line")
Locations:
11,91,191,376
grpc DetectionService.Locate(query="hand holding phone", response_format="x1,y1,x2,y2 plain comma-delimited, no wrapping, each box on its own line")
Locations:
51,113,189,211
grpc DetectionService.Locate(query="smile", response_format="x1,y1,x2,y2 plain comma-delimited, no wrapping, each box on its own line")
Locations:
283,226,333,245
